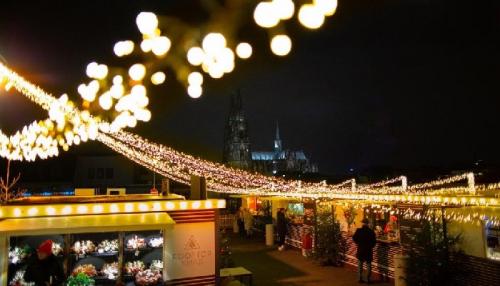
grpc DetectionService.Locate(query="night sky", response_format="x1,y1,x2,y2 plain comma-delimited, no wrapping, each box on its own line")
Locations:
1,0,500,176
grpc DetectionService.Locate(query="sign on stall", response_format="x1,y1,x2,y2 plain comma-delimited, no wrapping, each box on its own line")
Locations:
164,222,215,280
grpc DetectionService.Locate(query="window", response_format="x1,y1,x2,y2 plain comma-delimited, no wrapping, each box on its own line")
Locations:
88,168,95,179
106,168,114,179
97,168,104,179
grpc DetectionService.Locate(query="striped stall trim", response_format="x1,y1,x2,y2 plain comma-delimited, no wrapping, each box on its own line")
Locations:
168,210,216,224
165,275,216,285
285,224,315,249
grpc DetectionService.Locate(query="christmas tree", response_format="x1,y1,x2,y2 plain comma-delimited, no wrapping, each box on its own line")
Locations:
405,210,467,286
314,203,346,266
219,228,234,269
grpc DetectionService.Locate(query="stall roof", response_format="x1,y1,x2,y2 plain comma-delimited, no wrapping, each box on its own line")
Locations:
0,212,174,236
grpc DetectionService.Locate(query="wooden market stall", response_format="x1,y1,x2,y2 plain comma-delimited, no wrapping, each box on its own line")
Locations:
0,195,226,286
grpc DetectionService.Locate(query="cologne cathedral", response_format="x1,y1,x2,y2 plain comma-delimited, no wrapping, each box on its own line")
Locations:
223,92,318,175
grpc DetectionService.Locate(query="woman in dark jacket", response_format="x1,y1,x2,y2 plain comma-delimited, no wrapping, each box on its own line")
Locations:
25,240,65,286
353,218,377,284
276,208,288,251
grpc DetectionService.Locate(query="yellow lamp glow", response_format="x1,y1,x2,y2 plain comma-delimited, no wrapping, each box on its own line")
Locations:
28,207,38,216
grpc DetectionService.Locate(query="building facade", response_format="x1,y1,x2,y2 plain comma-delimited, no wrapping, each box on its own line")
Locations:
223,92,318,175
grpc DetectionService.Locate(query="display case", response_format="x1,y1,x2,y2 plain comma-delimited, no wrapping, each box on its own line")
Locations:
6,227,166,285
0,196,225,286
485,221,500,261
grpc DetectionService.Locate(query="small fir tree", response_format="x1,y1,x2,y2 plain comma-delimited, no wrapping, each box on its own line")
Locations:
405,210,467,286
219,228,234,269
314,204,346,266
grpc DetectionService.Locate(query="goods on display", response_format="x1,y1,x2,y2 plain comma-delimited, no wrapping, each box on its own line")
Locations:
72,264,97,277
8,246,29,264
124,260,145,275
72,240,96,255
101,262,119,280
52,242,63,256
150,260,163,272
135,269,162,286
96,239,119,254
127,235,146,250
9,270,34,286
148,237,163,248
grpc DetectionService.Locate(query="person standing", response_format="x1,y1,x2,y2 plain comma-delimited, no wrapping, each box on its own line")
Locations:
353,218,377,284
24,240,65,286
236,207,245,236
243,208,254,237
276,208,288,251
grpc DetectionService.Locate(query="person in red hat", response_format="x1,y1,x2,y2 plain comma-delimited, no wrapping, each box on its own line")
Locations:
25,240,65,286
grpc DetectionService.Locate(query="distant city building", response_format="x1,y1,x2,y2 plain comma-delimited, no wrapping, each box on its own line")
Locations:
222,91,252,170
223,92,318,175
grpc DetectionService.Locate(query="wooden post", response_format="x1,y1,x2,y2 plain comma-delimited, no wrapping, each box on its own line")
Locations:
190,175,207,200
161,178,170,196
0,235,9,286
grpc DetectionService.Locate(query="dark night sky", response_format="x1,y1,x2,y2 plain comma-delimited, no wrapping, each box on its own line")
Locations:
1,0,500,175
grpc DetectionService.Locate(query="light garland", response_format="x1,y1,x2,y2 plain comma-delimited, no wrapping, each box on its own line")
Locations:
0,63,99,161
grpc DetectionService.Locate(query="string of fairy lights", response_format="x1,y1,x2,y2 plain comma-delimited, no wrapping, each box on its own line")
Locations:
0,0,339,161
1,1,500,225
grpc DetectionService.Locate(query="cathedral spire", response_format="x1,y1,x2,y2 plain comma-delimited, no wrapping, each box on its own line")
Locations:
274,121,282,152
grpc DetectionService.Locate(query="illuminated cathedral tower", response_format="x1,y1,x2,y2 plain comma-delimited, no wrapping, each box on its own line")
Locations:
223,91,252,170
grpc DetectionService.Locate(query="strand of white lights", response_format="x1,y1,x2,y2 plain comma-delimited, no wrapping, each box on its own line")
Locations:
357,176,406,192
0,63,99,161
408,173,471,190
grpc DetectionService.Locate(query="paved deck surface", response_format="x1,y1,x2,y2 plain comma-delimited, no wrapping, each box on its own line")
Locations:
229,234,394,286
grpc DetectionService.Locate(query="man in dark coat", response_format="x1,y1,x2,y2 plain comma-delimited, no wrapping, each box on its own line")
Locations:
276,208,288,251
353,218,377,284
24,240,65,286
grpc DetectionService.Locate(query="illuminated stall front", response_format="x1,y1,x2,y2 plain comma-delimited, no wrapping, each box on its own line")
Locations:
0,195,226,286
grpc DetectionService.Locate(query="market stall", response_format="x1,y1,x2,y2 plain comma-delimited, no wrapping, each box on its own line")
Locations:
0,195,226,286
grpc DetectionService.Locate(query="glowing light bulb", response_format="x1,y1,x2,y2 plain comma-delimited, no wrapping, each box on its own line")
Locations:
129,64,146,81
254,2,280,28
86,62,98,78
187,72,203,86
298,4,325,29
187,85,202,98
270,34,292,56
114,40,135,57
202,33,226,55
152,36,171,56
151,71,166,85
187,47,205,66
275,0,295,20
141,39,153,52
136,12,158,35
236,42,252,59
99,93,113,110
314,0,338,16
